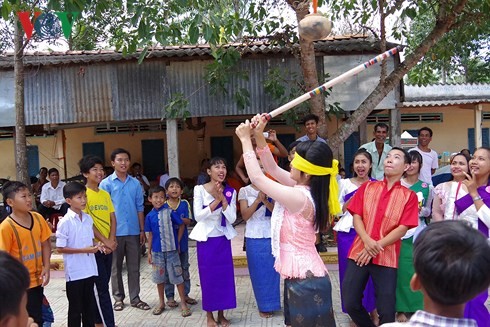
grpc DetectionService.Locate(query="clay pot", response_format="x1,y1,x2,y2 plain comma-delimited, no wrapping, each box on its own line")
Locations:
298,13,332,41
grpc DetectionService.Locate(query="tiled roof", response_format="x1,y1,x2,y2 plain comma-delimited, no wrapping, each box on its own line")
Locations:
0,35,397,68
403,83,490,107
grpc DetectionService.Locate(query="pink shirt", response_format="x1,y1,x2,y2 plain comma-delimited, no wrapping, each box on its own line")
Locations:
274,186,328,279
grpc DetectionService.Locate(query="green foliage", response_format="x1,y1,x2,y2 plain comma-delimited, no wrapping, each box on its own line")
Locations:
204,47,248,98
406,7,490,85
163,93,191,120
233,88,250,110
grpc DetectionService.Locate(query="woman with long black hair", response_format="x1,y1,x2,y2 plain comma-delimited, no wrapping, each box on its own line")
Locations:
236,114,339,327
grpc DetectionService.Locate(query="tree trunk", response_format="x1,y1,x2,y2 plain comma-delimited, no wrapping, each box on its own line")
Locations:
14,21,30,187
327,0,469,152
287,0,327,138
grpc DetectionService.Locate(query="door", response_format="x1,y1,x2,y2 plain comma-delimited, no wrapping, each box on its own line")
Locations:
344,131,360,178
277,133,296,170
211,136,234,169
468,128,489,153
82,142,105,163
142,139,165,182
27,145,40,178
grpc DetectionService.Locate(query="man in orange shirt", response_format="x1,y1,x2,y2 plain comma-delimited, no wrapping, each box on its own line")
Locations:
342,147,419,326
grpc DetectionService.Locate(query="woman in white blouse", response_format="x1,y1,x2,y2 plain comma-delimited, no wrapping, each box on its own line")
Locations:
432,153,473,224
189,157,237,327
238,175,280,319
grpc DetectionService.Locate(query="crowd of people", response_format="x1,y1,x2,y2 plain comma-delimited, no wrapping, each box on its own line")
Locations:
1,113,490,327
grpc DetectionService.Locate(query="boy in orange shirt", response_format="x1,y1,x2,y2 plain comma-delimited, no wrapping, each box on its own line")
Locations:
0,181,51,326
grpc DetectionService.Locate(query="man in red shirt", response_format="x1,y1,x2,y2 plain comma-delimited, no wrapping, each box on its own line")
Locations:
342,147,419,326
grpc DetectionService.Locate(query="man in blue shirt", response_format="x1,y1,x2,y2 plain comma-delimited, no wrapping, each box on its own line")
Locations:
359,123,392,180
99,148,150,311
296,113,327,143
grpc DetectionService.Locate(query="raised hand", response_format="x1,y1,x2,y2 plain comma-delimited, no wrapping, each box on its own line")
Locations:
235,119,252,141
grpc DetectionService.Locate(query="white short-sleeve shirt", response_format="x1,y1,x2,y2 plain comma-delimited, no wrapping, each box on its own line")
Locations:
56,208,98,282
238,185,272,238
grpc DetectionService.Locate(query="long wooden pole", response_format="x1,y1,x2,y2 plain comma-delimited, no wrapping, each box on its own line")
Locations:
263,46,402,121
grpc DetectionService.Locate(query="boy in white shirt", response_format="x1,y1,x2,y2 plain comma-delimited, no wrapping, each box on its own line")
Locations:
56,182,102,327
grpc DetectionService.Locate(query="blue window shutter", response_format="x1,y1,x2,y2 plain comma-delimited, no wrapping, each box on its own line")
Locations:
468,128,489,152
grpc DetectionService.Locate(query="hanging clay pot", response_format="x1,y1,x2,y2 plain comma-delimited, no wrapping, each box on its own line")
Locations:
298,13,332,41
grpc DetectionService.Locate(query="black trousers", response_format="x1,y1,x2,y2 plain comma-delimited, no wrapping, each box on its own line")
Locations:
66,276,96,327
342,260,397,327
27,285,44,326
37,202,69,218
94,252,115,327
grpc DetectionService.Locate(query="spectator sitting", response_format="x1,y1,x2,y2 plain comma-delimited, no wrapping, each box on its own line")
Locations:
382,220,490,326
38,168,69,218
159,165,170,188
131,163,150,196
32,167,48,206
196,159,210,185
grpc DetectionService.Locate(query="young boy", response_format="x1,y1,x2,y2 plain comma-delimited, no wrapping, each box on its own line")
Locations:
79,155,117,327
0,250,37,327
144,186,191,317
163,178,197,308
56,182,101,327
343,148,419,326
382,220,490,326
0,181,51,326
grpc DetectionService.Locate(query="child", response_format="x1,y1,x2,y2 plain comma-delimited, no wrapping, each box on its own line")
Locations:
383,220,490,326
0,181,51,326
163,178,198,308
0,250,37,327
79,155,117,327
144,186,191,317
56,182,101,327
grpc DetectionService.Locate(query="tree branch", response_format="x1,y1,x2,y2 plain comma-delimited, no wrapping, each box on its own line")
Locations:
385,0,405,16
327,0,471,151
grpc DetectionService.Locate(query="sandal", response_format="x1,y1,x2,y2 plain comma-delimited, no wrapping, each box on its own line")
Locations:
113,301,124,311
185,297,198,305
259,311,273,318
166,300,179,308
181,308,192,317
131,301,150,311
152,306,165,315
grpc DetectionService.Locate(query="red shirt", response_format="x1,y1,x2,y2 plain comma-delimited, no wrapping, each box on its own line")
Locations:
347,179,418,268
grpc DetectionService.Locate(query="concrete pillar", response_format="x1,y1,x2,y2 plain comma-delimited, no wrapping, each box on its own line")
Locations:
389,107,401,147
475,104,483,148
166,119,180,178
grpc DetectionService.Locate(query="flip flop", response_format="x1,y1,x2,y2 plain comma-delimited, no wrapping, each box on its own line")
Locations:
131,301,150,310
113,301,124,311
181,308,192,317
217,318,231,327
259,311,273,318
166,300,179,308
152,306,165,315
185,297,198,305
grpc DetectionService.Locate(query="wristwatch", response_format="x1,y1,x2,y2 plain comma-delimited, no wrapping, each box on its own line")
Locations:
472,195,482,202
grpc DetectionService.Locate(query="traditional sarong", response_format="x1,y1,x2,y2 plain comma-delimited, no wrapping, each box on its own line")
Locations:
196,236,237,311
395,237,423,312
284,275,336,327
455,186,490,326
464,289,490,327
337,228,376,313
246,237,281,312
